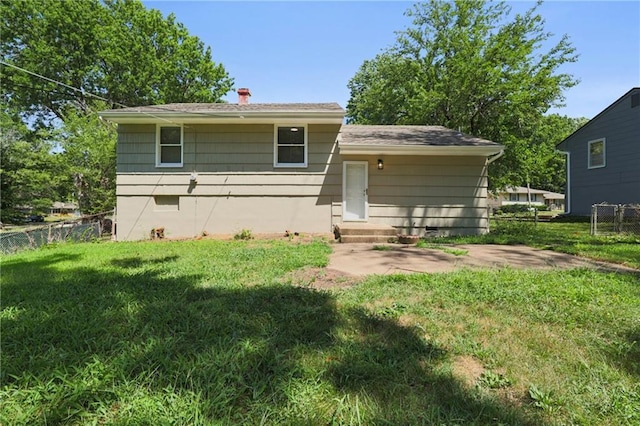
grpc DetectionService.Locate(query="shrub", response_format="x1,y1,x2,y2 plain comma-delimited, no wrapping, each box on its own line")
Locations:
500,204,531,214
234,229,254,240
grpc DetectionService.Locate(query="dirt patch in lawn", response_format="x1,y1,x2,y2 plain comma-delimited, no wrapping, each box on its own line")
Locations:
452,355,486,387
282,266,362,290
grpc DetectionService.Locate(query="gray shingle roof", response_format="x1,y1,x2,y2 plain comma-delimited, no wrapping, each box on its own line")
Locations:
340,125,499,147
109,102,344,114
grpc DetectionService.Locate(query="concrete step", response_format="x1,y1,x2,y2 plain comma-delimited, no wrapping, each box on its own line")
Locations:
340,235,396,244
335,223,400,243
335,223,397,236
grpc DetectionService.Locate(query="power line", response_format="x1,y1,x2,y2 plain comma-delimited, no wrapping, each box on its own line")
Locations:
0,59,183,124
0,59,125,107
2,81,79,98
1,59,236,122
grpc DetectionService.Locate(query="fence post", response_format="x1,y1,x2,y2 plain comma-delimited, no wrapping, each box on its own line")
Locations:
615,205,624,233
591,204,597,236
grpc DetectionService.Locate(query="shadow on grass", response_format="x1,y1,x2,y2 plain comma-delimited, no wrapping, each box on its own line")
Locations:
617,329,640,377
2,249,544,424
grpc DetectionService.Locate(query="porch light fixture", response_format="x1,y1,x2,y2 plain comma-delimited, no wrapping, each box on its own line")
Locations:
377,159,384,170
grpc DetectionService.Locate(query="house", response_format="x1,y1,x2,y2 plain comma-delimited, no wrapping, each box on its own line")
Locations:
50,201,80,216
489,186,565,211
99,90,504,241
557,87,640,216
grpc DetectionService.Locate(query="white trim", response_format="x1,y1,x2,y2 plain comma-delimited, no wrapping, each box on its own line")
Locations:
273,124,308,168
587,138,606,169
342,161,369,222
156,124,184,168
101,111,344,125
555,149,571,214
338,144,504,156
487,150,504,164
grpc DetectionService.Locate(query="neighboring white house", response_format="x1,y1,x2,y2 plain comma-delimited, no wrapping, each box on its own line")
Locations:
489,186,565,211
50,201,80,216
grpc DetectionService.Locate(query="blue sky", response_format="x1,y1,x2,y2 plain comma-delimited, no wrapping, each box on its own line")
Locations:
144,1,640,119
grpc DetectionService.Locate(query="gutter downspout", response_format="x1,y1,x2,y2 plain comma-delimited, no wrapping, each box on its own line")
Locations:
487,150,504,165
555,149,571,214
486,150,505,233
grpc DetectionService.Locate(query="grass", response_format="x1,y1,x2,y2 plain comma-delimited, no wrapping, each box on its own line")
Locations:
416,240,469,256
439,219,640,269
2,231,639,425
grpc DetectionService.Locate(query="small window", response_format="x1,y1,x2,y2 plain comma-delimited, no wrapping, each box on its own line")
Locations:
157,125,183,167
274,125,307,167
508,193,518,202
588,138,605,169
154,195,179,211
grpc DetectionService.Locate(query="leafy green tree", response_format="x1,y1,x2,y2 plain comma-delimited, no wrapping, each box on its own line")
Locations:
1,0,233,125
1,0,234,216
346,0,579,189
0,112,67,221
54,106,117,215
490,114,587,196
1,0,233,124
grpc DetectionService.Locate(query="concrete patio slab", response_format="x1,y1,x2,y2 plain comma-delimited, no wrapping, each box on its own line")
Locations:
327,243,635,276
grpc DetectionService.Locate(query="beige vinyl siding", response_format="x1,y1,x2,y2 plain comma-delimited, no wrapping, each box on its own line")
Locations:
115,122,491,239
116,195,333,241
117,173,341,196
115,124,341,240
116,124,156,169
333,155,489,235
117,123,340,173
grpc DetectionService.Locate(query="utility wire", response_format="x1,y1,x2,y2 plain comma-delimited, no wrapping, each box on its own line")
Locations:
2,81,84,98
0,59,126,107
1,59,237,121
0,59,189,124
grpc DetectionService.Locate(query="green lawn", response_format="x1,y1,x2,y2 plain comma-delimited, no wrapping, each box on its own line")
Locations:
443,219,640,269
1,234,638,425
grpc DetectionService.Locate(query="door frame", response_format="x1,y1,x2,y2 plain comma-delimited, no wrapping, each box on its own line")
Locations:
342,160,369,222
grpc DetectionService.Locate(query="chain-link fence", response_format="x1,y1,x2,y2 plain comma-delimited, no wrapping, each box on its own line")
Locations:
590,203,640,236
0,221,103,255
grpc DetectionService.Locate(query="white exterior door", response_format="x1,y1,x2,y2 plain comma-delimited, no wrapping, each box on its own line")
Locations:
343,161,368,221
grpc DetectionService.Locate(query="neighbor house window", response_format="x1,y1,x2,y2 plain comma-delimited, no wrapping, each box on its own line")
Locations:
274,125,307,167
588,138,605,169
509,193,518,202
157,125,183,167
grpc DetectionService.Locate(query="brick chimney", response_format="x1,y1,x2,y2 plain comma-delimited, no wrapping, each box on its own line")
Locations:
237,88,251,105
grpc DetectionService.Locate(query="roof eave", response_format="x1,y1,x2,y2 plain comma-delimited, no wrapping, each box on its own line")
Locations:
338,144,504,156
98,110,345,125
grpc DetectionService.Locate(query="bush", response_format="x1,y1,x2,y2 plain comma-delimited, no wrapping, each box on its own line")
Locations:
234,229,254,240
499,204,531,214
498,204,548,214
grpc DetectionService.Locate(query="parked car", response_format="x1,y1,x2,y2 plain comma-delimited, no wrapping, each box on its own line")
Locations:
26,214,45,223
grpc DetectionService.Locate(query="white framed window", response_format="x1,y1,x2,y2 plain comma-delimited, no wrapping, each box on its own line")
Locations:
274,124,307,168
156,125,183,167
588,138,605,169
